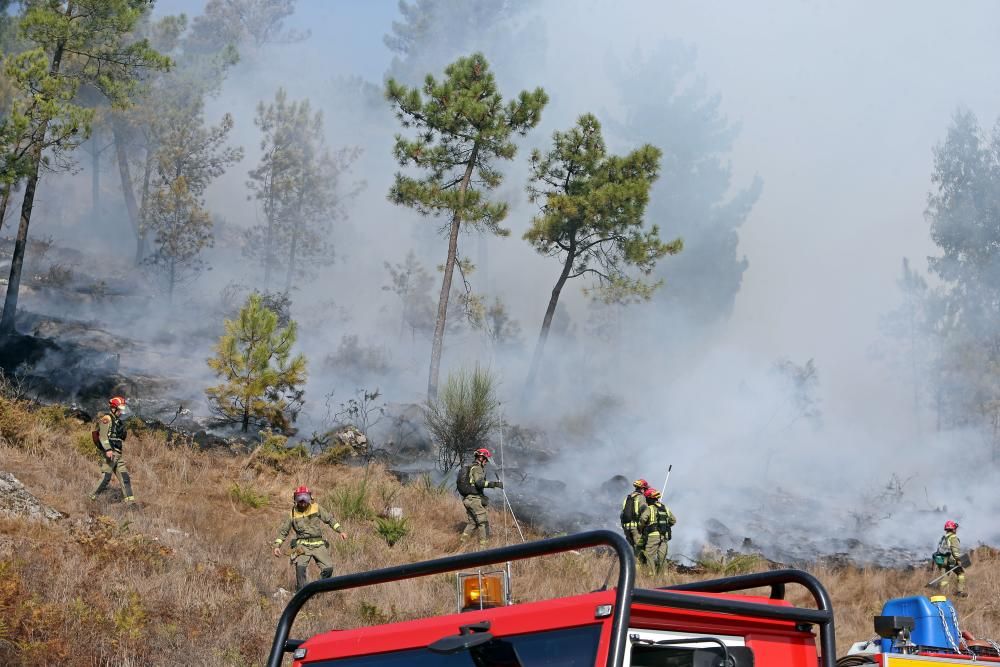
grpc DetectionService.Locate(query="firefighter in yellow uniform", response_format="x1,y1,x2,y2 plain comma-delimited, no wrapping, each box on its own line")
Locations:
620,478,649,556
273,486,348,591
458,448,503,545
935,520,967,597
637,488,676,576
89,396,135,503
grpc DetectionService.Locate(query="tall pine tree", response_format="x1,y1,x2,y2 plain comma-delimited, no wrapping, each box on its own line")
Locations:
385,52,546,398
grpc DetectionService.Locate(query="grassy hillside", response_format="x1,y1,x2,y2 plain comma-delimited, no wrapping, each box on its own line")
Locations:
2,396,999,666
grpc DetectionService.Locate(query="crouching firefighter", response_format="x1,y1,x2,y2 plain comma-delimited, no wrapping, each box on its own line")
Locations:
637,488,676,576
89,396,135,503
457,448,503,546
272,486,348,591
620,478,649,556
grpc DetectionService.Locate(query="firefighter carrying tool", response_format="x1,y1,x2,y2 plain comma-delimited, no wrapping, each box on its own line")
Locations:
637,487,676,575
273,486,348,591
457,448,503,546
929,520,970,597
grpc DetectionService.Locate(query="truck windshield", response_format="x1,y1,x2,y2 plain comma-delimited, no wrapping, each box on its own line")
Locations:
306,624,602,666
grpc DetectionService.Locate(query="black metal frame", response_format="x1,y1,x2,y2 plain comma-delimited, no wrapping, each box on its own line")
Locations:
266,530,835,667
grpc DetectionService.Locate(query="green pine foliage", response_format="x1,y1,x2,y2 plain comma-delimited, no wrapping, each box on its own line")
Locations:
424,365,500,472
385,52,547,398
205,294,307,432
523,113,683,389
0,0,171,332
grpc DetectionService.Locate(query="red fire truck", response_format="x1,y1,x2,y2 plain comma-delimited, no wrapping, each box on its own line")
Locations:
265,530,995,667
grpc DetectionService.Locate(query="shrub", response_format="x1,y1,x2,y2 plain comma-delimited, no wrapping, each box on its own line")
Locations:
228,483,269,509
0,398,34,447
255,430,309,471
375,516,409,547
416,473,450,496
325,476,373,520
37,263,72,288
424,365,500,472
696,551,764,576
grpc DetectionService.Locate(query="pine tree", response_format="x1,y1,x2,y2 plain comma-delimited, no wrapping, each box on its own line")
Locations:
143,176,213,301
611,43,761,329
385,52,547,398
245,89,356,291
187,0,306,56
0,0,170,334
523,114,681,390
206,293,307,432
143,103,242,299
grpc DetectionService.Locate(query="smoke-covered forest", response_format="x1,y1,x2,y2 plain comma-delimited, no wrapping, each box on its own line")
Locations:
4,0,1000,569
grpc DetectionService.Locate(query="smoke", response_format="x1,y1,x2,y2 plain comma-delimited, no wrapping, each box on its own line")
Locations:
5,0,1000,564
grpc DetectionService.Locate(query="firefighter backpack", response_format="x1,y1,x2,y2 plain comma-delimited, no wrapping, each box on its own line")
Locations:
456,465,477,496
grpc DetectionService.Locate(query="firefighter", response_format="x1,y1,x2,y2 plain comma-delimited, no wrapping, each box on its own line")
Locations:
457,447,503,545
620,478,649,556
637,488,676,576
272,485,348,591
89,396,135,503
934,520,967,597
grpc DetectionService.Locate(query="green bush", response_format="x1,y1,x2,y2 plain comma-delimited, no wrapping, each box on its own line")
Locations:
325,476,373,520
416,473,450,496
375,516,409,547
228,483,269,509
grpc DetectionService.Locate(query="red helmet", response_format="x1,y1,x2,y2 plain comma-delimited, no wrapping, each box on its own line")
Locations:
294,485,311,496
293,485,312,503
944,520,959,531
643,488,660,499
109,396,127,409
633,478,649,489
474,448,491,460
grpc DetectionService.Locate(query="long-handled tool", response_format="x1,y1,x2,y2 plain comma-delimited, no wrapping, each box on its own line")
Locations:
661,464,672,495
926,553,973,588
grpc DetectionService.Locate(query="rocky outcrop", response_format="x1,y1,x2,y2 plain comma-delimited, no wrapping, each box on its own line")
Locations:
0,472,63,521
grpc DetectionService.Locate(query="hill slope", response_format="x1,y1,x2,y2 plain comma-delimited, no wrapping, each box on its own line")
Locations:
2,396,999,666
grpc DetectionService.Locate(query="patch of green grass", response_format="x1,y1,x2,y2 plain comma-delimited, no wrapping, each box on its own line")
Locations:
228,483,269,509
416,473,450,496
325,476,373,520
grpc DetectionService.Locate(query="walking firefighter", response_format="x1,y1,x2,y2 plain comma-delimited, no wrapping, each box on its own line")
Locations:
273,485,348,591
89,396,135,503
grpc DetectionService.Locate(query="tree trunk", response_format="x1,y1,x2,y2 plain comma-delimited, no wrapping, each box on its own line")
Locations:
427,144,479,400
91,134,100,223
1,35,66,334
284,191,304,294
264,172,276,288
168,258,175,304
0,182,11,235
524,243,576,394
111,118,143,262
0,144,43,334
242,405,249,432
137,149,153,261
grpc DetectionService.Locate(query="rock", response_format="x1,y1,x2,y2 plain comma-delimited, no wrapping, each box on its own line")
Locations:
0,472,63,521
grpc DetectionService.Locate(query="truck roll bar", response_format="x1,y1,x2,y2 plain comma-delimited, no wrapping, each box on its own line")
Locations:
266,529,835,667
266,529,636,667
662,569,836,667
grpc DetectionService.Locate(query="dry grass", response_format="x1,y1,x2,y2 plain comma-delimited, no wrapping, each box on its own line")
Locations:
2,396,1000,665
